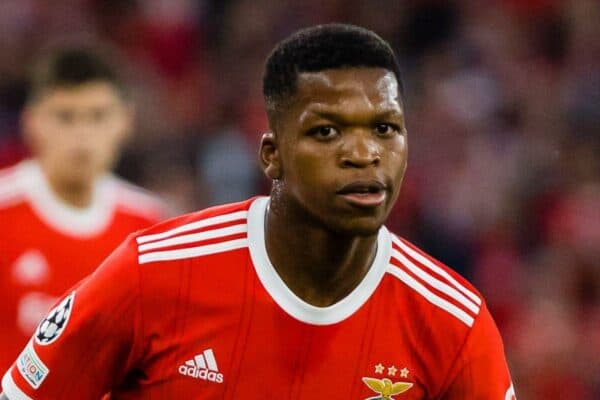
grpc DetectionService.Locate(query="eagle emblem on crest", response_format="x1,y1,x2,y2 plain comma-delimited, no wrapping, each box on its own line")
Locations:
362,377,413,399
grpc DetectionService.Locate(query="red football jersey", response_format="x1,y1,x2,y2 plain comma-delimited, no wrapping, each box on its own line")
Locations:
2,197,516,400
0,160,167,372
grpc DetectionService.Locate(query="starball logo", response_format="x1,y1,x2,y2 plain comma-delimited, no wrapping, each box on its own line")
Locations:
178,348,224,383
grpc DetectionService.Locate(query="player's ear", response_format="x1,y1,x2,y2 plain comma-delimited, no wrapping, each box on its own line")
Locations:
116,100,135,144
259,131,281,180
20,104,42,154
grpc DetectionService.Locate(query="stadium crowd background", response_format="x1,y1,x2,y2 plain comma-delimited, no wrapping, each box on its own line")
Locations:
0,0,597,398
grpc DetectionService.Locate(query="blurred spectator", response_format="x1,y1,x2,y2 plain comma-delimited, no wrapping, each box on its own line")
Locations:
0,44,168,371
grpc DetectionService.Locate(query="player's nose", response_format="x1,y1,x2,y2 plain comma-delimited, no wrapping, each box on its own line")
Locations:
339,129,381,168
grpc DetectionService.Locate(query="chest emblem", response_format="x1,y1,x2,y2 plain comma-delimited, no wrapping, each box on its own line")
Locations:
362,377,413,399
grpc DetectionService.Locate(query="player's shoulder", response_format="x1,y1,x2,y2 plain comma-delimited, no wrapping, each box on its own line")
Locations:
385,232,484,330
0,161,29,209
132,198,255,265
108,175,169,221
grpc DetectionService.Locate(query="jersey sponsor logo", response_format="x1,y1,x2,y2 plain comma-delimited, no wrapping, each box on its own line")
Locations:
178,348,224,383
17,341,49,389
362,377,413,399
34,292,75,346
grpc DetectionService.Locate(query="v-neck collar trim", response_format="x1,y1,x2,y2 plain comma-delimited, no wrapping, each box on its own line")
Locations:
247,196,391,325
17,160,116,237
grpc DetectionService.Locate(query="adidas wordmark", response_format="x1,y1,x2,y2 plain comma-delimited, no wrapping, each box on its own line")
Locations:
178,349,224,383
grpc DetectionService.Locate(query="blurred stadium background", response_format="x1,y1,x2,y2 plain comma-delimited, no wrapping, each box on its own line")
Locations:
0,0,598,398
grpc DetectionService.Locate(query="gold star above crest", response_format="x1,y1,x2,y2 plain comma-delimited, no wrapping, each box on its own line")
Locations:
387,366,397,376
374,363,385,374
400,368,410,378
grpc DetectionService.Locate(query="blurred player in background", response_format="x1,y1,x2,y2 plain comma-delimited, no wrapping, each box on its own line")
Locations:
0,45,168,371
2,25,514,399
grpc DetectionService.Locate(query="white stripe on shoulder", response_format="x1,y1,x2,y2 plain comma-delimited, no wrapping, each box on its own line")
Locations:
386,265,475,327
0,169,24,206
137,210,248,245
138,223,247,252
2,370,33,400
138,237,248,264
391,235,481,306
391,249,480,314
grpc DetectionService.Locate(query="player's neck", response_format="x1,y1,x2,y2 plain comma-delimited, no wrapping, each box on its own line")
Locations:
264,199,378,308
46,174,95,209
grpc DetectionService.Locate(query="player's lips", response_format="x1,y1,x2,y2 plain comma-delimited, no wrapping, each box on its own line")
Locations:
336,180,387,207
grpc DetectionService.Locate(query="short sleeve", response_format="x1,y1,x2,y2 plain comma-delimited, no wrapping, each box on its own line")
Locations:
440,302,517,400
1,237,142,399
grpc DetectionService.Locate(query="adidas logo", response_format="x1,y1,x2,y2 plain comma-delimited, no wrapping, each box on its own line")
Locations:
178,348,224,383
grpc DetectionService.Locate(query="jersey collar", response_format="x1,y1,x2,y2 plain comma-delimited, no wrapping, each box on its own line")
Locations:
247,196,391,325
17,160,116,237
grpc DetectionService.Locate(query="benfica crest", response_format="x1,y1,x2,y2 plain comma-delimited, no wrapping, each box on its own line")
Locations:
362,377,413,400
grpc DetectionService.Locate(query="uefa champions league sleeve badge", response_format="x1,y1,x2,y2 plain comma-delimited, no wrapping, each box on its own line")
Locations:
34,292,75,345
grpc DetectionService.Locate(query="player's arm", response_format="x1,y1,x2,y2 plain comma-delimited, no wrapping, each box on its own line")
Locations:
440,303,516,400
1,237,143,399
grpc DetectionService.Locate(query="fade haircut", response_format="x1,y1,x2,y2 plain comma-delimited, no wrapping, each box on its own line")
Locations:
263,23,403,124
28,45,126,103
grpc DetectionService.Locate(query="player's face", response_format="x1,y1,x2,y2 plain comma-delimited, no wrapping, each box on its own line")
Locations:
23,81,132,186
263,68,407,235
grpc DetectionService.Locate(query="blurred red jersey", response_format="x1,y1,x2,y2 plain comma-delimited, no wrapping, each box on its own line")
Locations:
2,197,515,399
0,160,167,372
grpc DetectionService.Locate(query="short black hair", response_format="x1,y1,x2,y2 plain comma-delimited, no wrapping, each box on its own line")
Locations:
28,45,126,103
263,23,403,122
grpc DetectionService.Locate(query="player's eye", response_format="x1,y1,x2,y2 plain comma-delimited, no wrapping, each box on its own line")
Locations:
308,125,340,141
91,108,109,123
374,123,400,137
55,110,76,125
